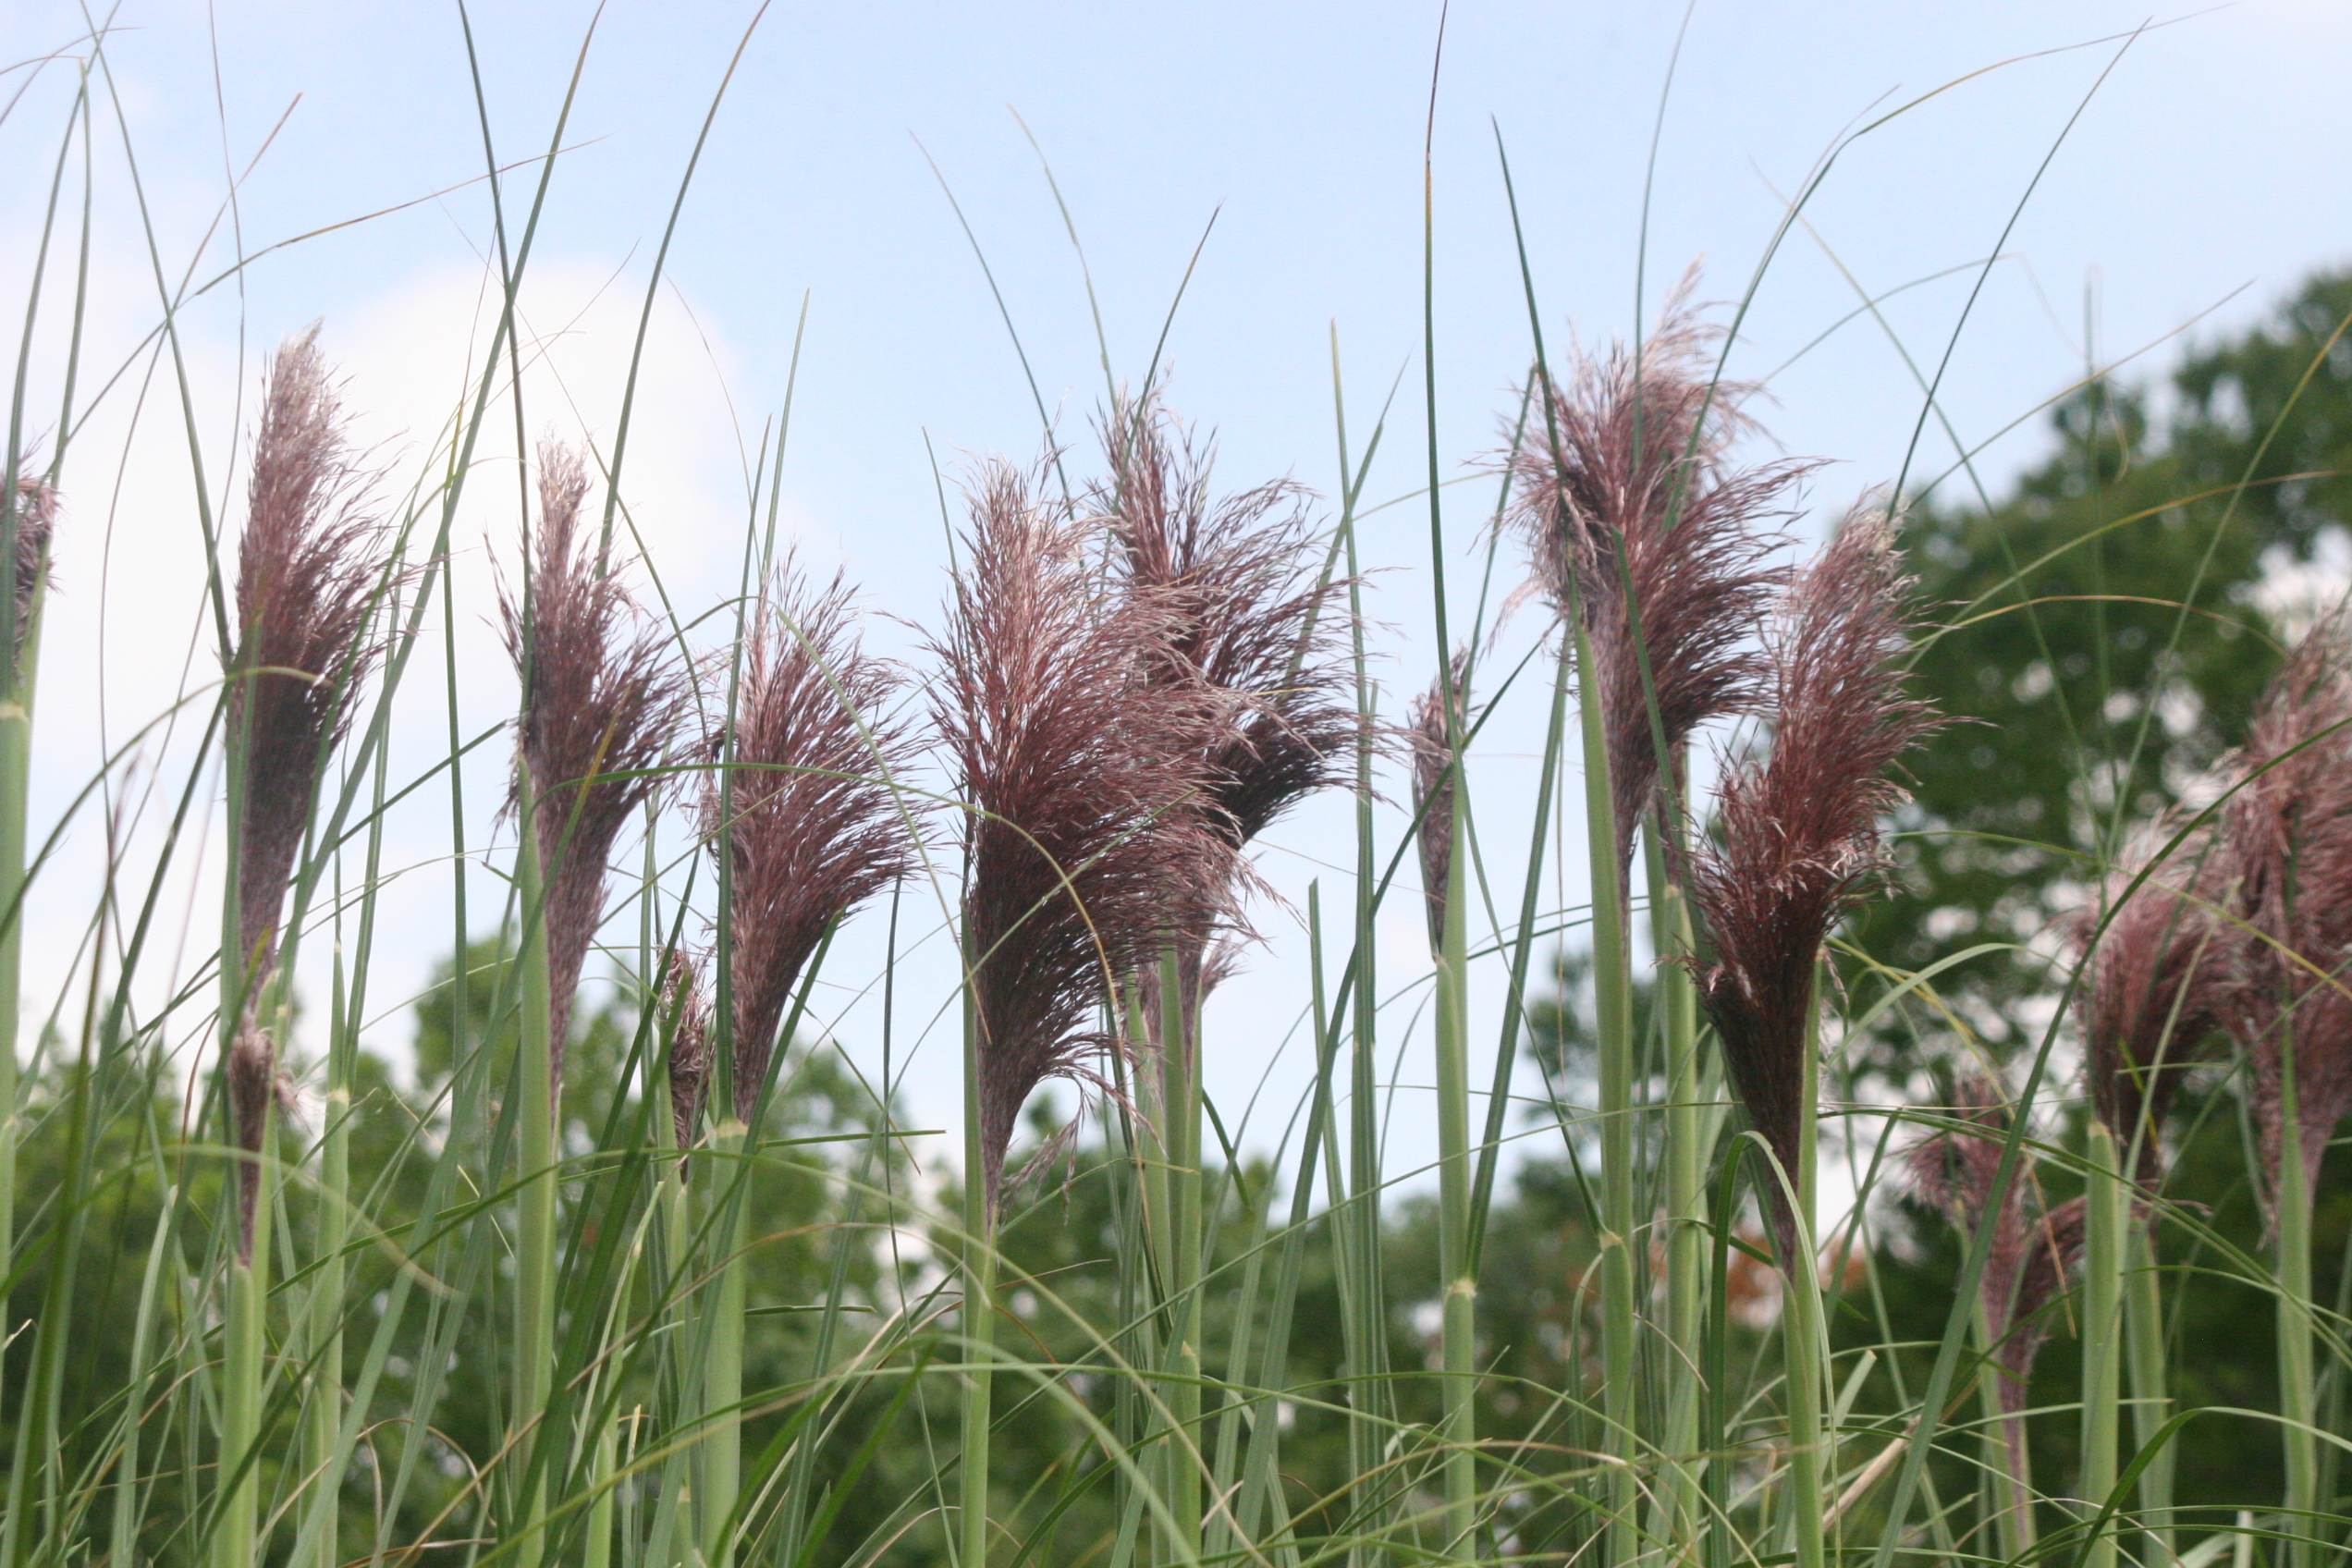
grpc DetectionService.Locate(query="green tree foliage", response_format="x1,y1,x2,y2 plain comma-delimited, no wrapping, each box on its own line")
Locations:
1874,271,2352,1054
1832,275,2352,1540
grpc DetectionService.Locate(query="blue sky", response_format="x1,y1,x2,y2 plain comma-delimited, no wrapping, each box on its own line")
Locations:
7,0,2348,1206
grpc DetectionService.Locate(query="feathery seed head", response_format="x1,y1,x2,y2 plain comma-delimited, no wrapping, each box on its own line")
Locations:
1503,272,1803,873
2218,610,2352,1208
2071,818,2233,1178
1905,1074,2088,1414
1097,396,1358,856
704,564,914,1116
933,459,1235,1215
228,328,389,995
8,471,56,663
499,441,686,1094
1684,498,1941,1260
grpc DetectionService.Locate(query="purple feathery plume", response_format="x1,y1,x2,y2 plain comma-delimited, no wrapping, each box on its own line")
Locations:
2071,817,2234,1182
662,950,713,1157
499,442,686,1097
7,471,56,662
1097,396,1357,857
228,328,388,988
1093,396,1354,1109
1410,651,1471,955
704,564,914,1118
1905,1074,2089,1498
1683,499,1942,1260
1503,272,1805,876
931,460,1233,1215
2219,611,2352,1211
223,328,389,1260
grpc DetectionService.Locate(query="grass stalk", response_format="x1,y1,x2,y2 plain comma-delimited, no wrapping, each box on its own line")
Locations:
0,532,44,1470
2124,1222,2174,1563
703,1115,751,1568
1975,1293,2035,1561
584,1394,619,1568
1648,837,1707,1555
2081,1120,2125,1568
1117,981,1167,1546
216,668,261,1568
217,1125,273,1568
2273,1104,2317,1568
651,1011,700,1567
512,776,559,1568
1782,998,1827,1568
960,991,995,1568
1161,948,1205,1563
1337,392,1391,1557
1567,606,1638,1562
1781,1219,1828,1568
302,952,353,1568
214,1123,271,1568
1433,774,1476,1558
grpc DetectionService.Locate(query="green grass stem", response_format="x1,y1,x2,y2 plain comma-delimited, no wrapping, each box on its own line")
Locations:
2125,1222,2175,1564
2273,1106,2318,1568
1161,947,1206,1563
703,1116,751,1568
1567,606,1639,1564
2082,1121,2125,1568
1433,775,1476,1558
512,778,560,1568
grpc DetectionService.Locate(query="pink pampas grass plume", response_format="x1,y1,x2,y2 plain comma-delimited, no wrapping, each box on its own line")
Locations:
6,470,55,663
2218,610,2352,1211
704,563,914,1118
1504,271,1805,875
499,441,686,1098
931,459,1232,1213
1410,650,1471,954
228,328,388,986
2072,817,2234,1182
1683,498,1941,1260
1905,1074,2089,1502
1096,396,1357,857
224,327,390,1259
662,950,713,1156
